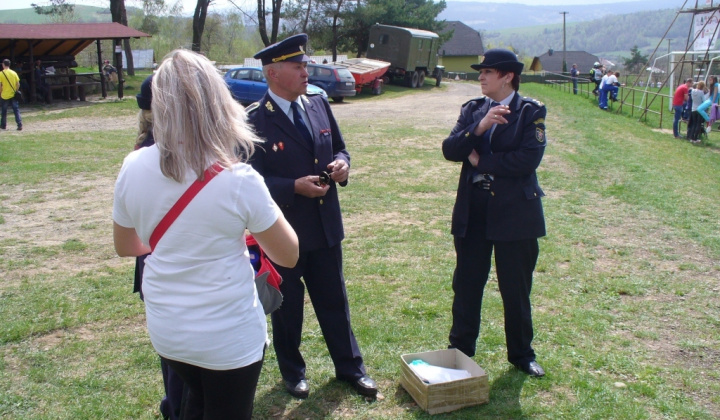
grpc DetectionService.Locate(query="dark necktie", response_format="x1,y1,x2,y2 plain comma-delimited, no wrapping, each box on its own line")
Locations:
290,101,313,148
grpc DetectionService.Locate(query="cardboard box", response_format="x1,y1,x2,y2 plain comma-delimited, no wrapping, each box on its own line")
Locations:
400,349,489,414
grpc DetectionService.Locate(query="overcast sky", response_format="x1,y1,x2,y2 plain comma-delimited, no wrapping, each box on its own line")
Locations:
0,0,651,14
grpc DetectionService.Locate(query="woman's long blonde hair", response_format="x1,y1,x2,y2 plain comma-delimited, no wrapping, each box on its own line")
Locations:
135,109,153,149
152,49,261,182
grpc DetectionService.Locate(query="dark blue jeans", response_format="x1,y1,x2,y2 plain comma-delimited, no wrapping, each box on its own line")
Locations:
673,104,684,137
0,97,21,129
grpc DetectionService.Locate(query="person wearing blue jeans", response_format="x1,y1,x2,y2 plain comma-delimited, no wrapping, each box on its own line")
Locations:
0,59,22,131
673,78,693,139
599,72,618,110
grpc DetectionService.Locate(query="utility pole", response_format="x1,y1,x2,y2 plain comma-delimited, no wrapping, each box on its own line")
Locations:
561,11,568,73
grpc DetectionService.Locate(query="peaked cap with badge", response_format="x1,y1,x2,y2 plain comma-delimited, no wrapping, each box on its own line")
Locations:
254,33,311,66
470,48,524,75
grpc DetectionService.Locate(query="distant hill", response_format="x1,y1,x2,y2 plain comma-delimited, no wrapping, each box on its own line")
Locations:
440,1,694,63
439,0,683,31
0,5,114,24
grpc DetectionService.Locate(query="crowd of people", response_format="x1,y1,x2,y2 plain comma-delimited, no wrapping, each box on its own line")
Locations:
672,76,720,144
110,36,547,419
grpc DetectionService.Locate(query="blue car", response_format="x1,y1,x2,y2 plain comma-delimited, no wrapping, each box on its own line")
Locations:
224,66,327,105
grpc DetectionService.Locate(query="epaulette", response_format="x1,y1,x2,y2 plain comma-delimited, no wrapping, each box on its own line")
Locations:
305,91,324,97
461,95,487,107
245,101,260,114
521,96,545,107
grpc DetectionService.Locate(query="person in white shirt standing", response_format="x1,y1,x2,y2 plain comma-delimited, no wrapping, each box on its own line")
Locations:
113,49,298,419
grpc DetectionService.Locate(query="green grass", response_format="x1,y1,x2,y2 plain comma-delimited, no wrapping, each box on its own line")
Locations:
1,81,719,419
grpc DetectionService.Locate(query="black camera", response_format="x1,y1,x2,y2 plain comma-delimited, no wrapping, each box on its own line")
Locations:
318,171,332,186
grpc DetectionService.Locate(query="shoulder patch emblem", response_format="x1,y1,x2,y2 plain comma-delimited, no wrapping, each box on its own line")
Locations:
536,128,545,143
461,96,487,107
523,96,545,107
265,101,275,112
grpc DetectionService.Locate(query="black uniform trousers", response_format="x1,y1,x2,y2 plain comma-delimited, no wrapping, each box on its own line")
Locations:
449,183,538,366
272,243,366,383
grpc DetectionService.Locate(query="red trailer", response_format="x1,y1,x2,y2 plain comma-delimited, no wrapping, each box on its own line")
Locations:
337,58,391,95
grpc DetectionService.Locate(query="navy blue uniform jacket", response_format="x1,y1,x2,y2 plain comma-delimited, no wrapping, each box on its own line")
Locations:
442,93,547,241
248,93,350,252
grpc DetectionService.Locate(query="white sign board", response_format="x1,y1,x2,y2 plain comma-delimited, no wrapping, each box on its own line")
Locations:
121,49,155,69
693,10,720,51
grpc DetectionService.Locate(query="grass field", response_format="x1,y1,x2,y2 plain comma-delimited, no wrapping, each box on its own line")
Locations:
1,79,719,419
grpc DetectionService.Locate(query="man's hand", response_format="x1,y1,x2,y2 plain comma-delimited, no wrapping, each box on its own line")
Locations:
295,175,330,198
327,160,349,183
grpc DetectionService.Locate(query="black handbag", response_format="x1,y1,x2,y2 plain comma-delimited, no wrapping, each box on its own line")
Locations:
1,70,22,103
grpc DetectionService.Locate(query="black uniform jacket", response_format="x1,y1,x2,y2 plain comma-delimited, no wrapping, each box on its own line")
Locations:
248,92,350,252
442,93,547,241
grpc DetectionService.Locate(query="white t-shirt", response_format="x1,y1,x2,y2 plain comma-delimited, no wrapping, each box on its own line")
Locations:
113,145,280,370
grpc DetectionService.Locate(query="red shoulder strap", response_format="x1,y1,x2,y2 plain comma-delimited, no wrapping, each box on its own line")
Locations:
149,162,224,252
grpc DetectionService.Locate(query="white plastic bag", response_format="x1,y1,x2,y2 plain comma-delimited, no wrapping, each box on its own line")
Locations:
408,359,472,384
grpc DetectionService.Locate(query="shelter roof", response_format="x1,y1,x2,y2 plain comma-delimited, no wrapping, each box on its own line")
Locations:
0,23,149,59
439,21,484,57
530,50,599,73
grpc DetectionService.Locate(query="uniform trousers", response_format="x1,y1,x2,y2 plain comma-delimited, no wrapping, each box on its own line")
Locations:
160,356,263,420
449,184,538,365
272,243,366,383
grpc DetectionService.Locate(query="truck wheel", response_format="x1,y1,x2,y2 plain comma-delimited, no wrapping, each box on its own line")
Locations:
410,71,419,88
435,75,442,87
417,72,425,87
332,96,344,103
404,73,413,87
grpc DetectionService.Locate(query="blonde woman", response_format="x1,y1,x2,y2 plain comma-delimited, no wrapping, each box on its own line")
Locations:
113,49,298,419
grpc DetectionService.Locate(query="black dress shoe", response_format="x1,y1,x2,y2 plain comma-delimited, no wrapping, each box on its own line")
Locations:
343,375,378,397
515,361,545,377
284,379,309,399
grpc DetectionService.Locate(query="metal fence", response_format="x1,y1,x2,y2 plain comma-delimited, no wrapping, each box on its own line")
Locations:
535,71,675,131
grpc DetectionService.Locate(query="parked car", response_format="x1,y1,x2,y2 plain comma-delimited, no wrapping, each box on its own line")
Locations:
307,63,356,102
224,66,327,105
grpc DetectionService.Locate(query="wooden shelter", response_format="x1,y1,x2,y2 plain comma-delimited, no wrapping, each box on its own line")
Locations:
0,23,149,103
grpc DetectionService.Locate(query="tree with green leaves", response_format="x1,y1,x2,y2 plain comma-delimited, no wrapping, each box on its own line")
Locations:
31,0,76,23
110,0,135,75
192,0,212,52
623,45,648,74
257,0,282,46
338,0,447,57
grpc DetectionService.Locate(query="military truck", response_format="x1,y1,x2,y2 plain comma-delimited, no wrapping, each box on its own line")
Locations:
366,24,444,88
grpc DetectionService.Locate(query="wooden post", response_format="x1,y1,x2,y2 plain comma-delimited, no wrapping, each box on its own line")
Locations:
97,39,107,98
114,38,124,99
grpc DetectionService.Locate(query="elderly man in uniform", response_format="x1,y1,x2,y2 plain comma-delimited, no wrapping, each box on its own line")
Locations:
247,34,377,400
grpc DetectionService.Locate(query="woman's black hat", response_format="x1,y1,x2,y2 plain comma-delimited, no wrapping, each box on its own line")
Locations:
470,48,524,74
